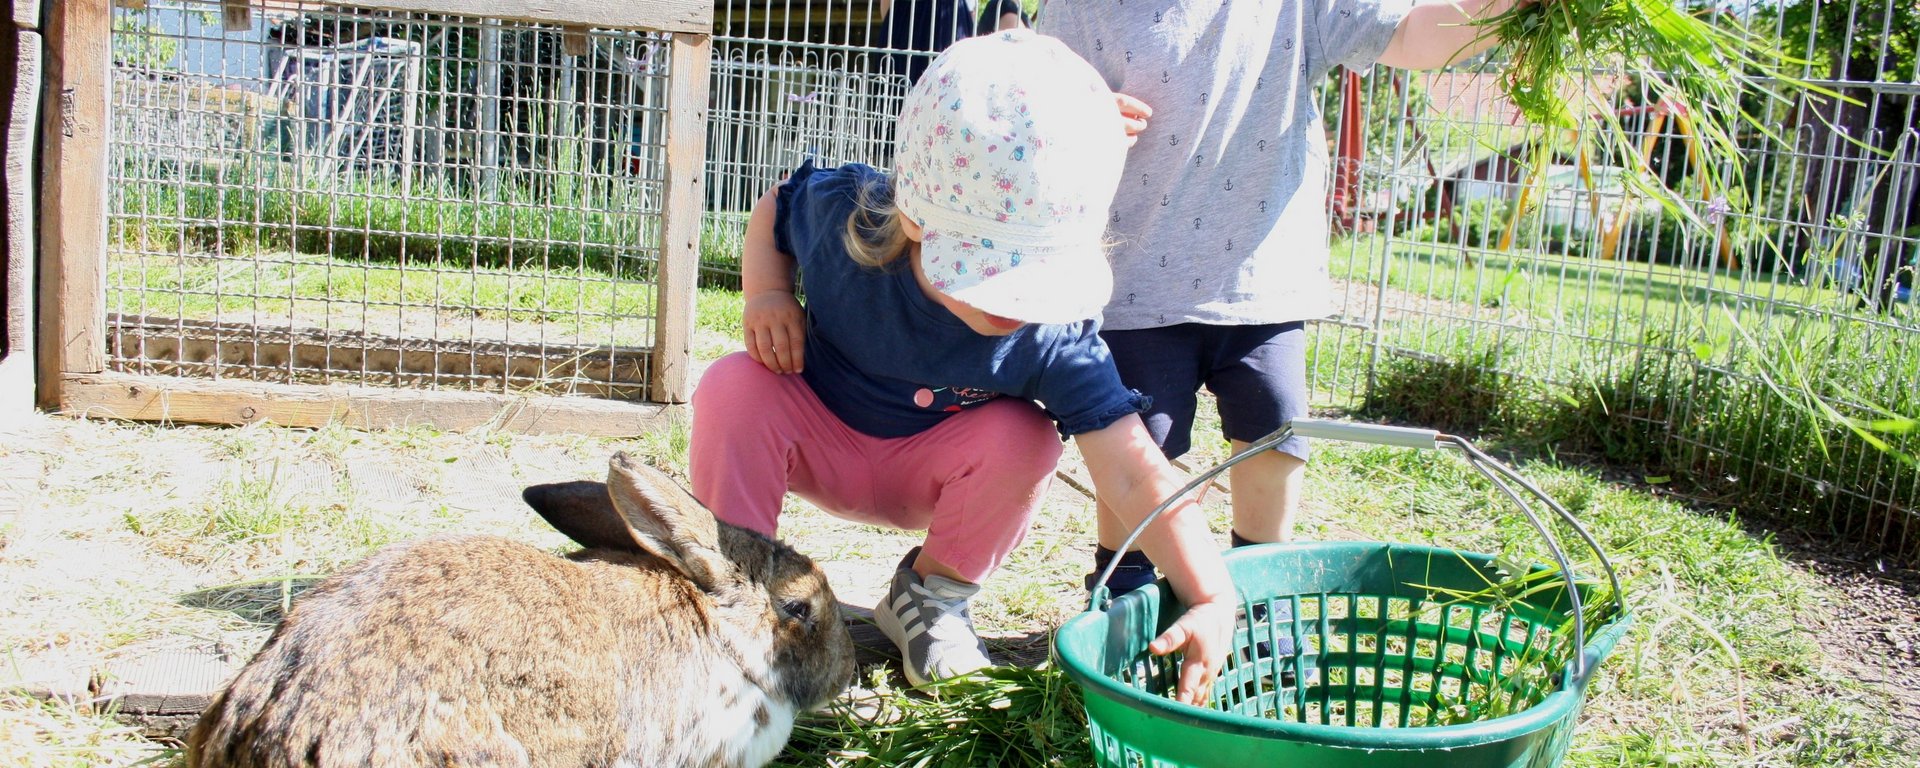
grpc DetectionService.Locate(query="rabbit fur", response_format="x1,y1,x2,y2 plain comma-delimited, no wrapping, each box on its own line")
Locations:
186,452,855,768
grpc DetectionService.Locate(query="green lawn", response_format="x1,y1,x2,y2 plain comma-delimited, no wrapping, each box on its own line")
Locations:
778,437,1911,767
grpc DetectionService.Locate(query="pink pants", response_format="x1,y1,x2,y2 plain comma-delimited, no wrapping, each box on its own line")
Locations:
689,353,1062,583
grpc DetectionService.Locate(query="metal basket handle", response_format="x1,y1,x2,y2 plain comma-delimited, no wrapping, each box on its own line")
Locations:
1087,418,1627,678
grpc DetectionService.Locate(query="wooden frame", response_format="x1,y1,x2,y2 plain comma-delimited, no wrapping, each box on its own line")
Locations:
39,0,111,410
2,1,41,417
333,0,710,35
39,0,714,429
653,33,711,404
61,372,680,436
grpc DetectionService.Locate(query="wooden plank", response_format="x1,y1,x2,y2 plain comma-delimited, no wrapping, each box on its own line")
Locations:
221,0,251,32
37,0,111,410
11,0,41,30
561,26,590,58
336,1,711,35
650,33,710,404
1,27,40,414
61,372,686,436
109,313,652,400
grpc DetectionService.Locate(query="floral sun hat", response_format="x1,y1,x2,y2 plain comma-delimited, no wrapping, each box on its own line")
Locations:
892,29,1127,325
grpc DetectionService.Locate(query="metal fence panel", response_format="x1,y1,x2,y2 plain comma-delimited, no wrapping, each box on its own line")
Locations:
107,0,678,399
1334,1,1918,556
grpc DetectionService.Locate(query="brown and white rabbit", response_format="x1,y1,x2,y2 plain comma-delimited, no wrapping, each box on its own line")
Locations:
186,452,855,768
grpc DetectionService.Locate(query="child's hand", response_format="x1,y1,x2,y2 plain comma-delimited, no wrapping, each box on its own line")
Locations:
1115,92,1153,147
744,290,806,374
1147,598,1237,706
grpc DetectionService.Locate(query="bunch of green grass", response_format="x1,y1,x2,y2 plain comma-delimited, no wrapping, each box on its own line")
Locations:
1415,561,1623,726
1476,0,1839,220
778,666,1093,767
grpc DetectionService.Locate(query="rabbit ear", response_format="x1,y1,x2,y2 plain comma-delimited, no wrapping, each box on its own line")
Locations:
521,481,647,555
604,452,730,592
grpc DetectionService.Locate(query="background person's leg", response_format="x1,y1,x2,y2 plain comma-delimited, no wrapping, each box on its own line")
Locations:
1205,321,1311,544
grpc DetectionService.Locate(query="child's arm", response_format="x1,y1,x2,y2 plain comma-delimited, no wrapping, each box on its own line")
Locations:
741,184,807,374
1376,0,1530,71
1075,414,1238,706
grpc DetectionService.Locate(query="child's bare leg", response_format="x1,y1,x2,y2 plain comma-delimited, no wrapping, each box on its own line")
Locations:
1227,441,1306,543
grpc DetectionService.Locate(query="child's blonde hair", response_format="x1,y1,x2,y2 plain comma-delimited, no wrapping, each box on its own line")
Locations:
842,174,913,269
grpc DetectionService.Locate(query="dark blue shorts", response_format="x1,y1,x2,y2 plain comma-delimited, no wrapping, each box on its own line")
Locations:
1100,322,1310,462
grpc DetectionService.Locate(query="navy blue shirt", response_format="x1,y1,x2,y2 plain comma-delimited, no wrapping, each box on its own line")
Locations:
774,162,1147,440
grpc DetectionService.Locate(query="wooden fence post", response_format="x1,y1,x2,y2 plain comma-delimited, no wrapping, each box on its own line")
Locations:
37,0,111,410
3,1,43,416
651,32,712,404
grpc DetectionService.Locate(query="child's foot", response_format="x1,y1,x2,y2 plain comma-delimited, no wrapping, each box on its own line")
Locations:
874,549,992,687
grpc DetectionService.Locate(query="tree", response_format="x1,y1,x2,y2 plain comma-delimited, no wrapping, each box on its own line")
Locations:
1763,0,1919,307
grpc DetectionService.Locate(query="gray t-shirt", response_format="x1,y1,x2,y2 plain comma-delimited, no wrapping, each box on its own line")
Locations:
1039,0,1411,329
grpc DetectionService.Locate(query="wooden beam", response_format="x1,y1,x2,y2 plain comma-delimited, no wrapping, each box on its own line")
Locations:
108,313,652,400
221,1,252,33
561,26,590,58
38,0,111,410
2,26,41,415
61,372,685,436
337,1,711,35
650,32,711,404
12,0,43,29
111,0,147,11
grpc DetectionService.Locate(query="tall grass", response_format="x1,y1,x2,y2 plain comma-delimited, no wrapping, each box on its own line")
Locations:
1360,323,1918,556
1336,228,1919,558
113,161,660,277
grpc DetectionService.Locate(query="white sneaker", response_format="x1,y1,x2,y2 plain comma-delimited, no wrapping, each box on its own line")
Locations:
873,550,992,687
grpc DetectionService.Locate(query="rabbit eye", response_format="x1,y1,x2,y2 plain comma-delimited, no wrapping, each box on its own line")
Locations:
779,599,813,626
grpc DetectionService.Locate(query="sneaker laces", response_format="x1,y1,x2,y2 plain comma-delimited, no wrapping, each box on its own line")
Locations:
907,581,982,650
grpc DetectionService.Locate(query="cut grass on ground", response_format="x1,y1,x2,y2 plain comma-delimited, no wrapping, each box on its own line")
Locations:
1,411,1909,767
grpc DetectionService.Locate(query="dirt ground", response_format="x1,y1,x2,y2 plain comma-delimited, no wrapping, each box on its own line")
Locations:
1769,527,1920,731
0,399,1114,739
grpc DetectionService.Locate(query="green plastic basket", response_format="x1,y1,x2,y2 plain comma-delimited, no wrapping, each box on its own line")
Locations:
1054,420,1631,768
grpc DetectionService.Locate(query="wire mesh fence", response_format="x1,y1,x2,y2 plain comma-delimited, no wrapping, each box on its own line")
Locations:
698,0,1008,282
91,1,1915,556
1327,2,1918,556
106,0,678,399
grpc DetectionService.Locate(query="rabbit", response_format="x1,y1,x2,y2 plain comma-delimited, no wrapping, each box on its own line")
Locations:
185,452,856,768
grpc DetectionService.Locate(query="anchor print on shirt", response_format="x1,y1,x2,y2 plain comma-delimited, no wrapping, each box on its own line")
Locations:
912,385,998,413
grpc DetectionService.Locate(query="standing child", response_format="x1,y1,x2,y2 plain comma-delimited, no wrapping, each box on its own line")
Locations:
689,30,1234,704
1039,0,1533,592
